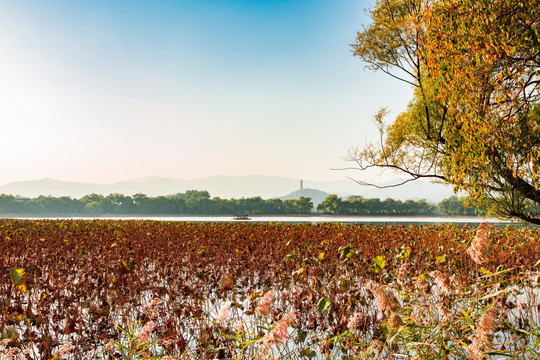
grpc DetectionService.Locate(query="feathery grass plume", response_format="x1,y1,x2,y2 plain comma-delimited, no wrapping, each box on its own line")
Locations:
397,262,413,291
347,312,363,332
430,270,453,295
146,298,163,317
371,339,384,354
397,262,409,281
467,222,491,264
366,280,401,316
161,338,176,350
261,312,296,348
387,312,404,331
516,297,527,312
256,290,274,316
469,305,499,359
5,348,20,360
215,301,232,324
436,303,452,322
137,320,155,345
103,342,115,353
56,342,73,357
84,349,96,359
4,347,31,360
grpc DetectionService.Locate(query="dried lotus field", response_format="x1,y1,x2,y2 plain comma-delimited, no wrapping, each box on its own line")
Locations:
1,219,540,359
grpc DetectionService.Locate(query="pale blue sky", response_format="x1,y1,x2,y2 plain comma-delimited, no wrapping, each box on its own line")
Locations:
0,0,412,184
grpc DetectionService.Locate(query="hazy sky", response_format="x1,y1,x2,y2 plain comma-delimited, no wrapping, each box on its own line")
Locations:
0,0,412,184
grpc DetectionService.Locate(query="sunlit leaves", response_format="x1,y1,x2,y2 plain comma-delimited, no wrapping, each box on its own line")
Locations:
340,245,357,265
9,267,25,286
435,254,446,264
424,0,540,222
0,326,19,340
339,277,351,290
118,259,136,274
300,347,317,358
317,297,331,313
9,267,31,293
396,247,411,263
351,0,540,224
285,251,297,261
371,255,386,273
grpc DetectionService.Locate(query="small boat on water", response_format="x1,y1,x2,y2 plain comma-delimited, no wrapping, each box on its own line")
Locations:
233,215,251,220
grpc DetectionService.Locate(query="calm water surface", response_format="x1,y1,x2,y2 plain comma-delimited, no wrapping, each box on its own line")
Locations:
16,215,517,226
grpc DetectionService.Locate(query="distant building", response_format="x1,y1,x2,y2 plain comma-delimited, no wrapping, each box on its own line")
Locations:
300,179,303,191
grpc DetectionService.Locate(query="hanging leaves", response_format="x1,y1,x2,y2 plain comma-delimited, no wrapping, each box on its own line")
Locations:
350,0,540,224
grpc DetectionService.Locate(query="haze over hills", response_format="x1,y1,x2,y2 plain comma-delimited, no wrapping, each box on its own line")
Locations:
0,176,455,202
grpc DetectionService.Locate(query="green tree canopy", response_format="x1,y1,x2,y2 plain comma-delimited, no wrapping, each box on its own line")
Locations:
317,194,345,214
350,0,540,224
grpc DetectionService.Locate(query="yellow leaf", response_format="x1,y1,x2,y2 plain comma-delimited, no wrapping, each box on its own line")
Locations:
15,284,29,293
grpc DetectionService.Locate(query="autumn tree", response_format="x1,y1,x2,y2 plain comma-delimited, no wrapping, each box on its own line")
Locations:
349,0,540,224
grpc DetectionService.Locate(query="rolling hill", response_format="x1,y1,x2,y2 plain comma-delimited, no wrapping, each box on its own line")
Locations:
278,188,330,208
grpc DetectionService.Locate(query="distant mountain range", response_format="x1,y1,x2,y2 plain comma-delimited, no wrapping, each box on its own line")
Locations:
0,175,455,202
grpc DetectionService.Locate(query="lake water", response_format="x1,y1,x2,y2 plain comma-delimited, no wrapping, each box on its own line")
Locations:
15,215,518,226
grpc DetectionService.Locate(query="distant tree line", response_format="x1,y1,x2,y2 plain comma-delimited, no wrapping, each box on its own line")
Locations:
317,195,434,215
0,191,313,216
0,191,482,217
316,195,481,216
